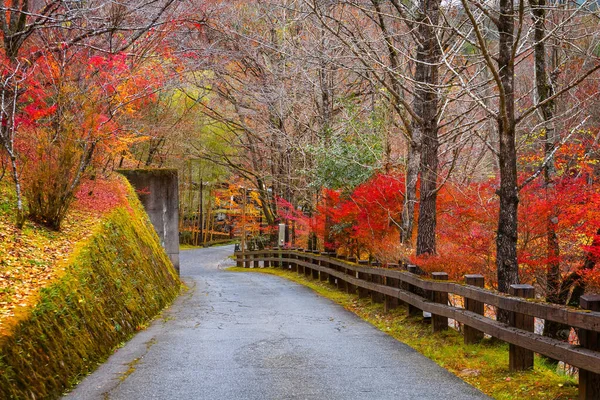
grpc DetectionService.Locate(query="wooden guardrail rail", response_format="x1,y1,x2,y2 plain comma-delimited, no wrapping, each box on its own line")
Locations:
235,248,600,399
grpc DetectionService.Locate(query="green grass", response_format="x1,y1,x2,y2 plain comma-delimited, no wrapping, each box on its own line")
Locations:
228,266,578,400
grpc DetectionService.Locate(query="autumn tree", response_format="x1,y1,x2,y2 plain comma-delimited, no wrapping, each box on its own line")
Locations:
0,0,179,228
444,0,600,316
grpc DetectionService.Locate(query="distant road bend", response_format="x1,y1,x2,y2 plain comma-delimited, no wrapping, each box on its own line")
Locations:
64,245,489,399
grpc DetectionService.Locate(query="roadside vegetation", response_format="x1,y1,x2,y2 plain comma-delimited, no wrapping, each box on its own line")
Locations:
0,177,180,400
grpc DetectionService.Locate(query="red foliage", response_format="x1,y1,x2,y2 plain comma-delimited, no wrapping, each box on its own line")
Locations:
282,134,600,290
413,180,499,282
73,177,130,216
298,173,406,259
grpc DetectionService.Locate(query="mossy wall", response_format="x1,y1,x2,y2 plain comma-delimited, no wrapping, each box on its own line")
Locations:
0,184,180,400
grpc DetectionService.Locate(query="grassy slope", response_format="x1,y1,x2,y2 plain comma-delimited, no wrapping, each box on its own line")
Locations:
229,267,578,400
0,177,181,400
0,183,101,335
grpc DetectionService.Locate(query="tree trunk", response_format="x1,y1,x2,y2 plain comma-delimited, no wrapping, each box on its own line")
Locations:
496,0,519,323
530,0,562,345
417,130,439,256
415,0,441,256
402,141,420,245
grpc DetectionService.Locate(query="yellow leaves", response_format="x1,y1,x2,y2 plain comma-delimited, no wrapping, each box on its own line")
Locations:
249,190,261,204
0,183,98,336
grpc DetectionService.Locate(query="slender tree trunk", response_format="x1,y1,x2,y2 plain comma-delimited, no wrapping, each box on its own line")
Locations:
496,0,519,323
402,43,424,246
198,179,204,247
256,178,276,226
402,142,420,245
531,0,562,344
417,130,439,256
415,0,441,256
7,148,24,228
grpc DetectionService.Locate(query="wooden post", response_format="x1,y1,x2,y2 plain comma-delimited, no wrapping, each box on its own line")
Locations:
284,252,290,270
432,272,449,332
464,274,485,344
320,259,329,282
357,261,370,298
236,253,243,268
344,261,356,294
346,270,356,295
328,262,336,286
337,267,348,291
298,253,305,275
358,271,370,299
579,295,600,399
371,274,384,303
384,276,399,312
312,262,320,280
508,284,535,371
407,265,422,316
289,252,296,271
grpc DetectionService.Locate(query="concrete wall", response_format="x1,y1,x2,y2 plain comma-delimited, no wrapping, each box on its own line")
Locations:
119,169,180,274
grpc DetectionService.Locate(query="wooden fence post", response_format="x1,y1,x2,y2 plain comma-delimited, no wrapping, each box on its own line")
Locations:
337,265,348,291
305,254,313,278
319,252,329,282
357,261,371,299
464,274,485,344
236,253,243,268
328,262,337,286
579,294,600,399
508,284,535,371
407,265,422,316
432,272,449,332
289,252,297,272
371,272,384,304
297,252,305,275
345,262,356,295
312,264,320,279
385,265,400,312
253,252,259,268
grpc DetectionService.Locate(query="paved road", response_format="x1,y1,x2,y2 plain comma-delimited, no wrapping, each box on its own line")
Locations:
64,245,489,400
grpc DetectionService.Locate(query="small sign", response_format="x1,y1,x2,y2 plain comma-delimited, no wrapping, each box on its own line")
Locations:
278,223,286,247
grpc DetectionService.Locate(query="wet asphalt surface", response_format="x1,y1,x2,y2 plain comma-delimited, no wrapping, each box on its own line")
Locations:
64,245,489,400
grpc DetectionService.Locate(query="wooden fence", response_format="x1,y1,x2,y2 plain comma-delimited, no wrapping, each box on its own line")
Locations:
235,248,600,399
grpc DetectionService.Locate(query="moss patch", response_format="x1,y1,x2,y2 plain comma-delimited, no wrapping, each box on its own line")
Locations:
229,267,578,400
0,185,180,400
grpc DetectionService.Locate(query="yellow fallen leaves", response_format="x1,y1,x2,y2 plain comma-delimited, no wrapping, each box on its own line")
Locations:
0,198,100,337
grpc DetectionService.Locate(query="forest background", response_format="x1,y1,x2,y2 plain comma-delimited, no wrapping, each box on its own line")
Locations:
1,0,600,337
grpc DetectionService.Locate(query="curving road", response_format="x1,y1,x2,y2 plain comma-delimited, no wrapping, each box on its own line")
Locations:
64,245,489,400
